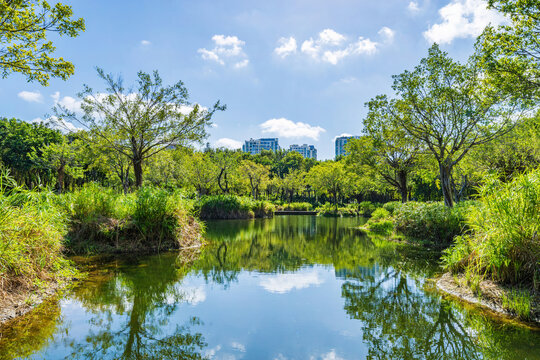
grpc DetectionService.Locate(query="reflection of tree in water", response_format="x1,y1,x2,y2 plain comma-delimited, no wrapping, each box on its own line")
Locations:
67,253,208,359
341,265,540,360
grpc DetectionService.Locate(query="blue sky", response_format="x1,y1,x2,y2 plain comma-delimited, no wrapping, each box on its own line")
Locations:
1,0,504,159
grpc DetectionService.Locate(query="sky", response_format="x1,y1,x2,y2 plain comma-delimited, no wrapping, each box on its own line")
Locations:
1,0,505,159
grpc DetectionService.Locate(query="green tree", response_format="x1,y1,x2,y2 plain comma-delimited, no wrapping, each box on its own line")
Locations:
479,0,540,100
239,159,270,199
56,68,225,187
307,161,353,209
391,44,519,207
184,152,219,196
0,0,85,85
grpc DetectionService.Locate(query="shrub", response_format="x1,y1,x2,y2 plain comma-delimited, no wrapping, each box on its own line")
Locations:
277,202,313,211
382,201,401,215
366,219,394,235
394,201,473,246
443,171,540,289
358,201,381,217
197,195,274,220
371,207,390,221
316,203,358,217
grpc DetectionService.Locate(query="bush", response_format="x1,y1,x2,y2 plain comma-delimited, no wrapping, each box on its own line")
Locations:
443,171,540,289
197,195,275,220
277,202,313,211
382,201,401,215
394,201,474,246
358,201,381,217
316,203,358,217
371,207,390,221
366,219,394,235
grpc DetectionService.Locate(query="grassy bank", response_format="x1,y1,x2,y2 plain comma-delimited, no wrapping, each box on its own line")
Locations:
442,171,540,320
63,185,204,254
196,195,275,220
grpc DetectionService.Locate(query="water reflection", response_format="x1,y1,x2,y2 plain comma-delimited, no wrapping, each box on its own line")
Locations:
0,216,538,359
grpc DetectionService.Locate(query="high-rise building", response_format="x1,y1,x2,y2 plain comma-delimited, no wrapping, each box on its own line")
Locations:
242,138,280,155
335,135,360,158
289,144,317,160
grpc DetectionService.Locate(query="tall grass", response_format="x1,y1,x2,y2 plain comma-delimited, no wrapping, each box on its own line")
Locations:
0,170,75,298
276,202,313,211
393,201,474,246
443,171,540,289
197,195,275,220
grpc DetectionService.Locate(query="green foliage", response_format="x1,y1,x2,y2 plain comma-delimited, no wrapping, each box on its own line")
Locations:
443,170,540,289
382,201,401,215
358,201,380,217
371,207,390,220
0,169,76,297
366,219,394,235
197,195,275,220
277,202,313,211
501,289,532,320
394,201,474,246
0,0,85,85
316,203,358,217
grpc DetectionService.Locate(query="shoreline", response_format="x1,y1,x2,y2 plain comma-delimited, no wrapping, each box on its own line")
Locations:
436,272,540,327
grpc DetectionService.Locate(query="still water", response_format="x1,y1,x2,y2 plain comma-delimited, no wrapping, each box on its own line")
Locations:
0,216,539,359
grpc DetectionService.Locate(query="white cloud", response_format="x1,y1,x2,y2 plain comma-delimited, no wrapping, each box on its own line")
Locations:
319,350,345,360
259,271,323,293
31,116,81,133
408,1,420,12
198,35,248,68
141,40,151,46
424,0,505,44
274,36,297,58
51,91,83,114
378,26,395,43
18,90,42,103
215,138,242,149
292,28,384,65
182,286,206,305
333,133,353,141
231,342,246,352
260,118,326,140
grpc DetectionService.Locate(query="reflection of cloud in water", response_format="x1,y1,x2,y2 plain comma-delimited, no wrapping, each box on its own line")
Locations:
260,271,323,294
204,345,221,358
165,285,206,305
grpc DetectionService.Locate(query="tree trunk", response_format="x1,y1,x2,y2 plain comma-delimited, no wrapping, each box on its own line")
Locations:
133,158,143,187
57,164,65,194
397,170,408,203
439,161,454,207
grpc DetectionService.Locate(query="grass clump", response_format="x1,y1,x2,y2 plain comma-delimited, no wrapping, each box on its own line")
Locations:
443,170,540,290
362,208,394,235
316,203,358,217
501,289,533,320
65,184,202,253
276,202,313,211
0,171,76,303
393,201,473,246
197,195,275,220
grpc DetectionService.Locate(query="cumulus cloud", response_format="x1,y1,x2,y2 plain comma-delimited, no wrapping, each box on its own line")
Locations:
198,35,248,68
31,116,81,133
279,28,392,65
424,0,505,44
259,271,323,293
215,138,242,149
260,118,326,140
18,90,43,103
141,40,151,46
408,1,420,12
274,36,297,58
231,342,246,353
51,91,83,114
319,350,345,360
378,26,395,43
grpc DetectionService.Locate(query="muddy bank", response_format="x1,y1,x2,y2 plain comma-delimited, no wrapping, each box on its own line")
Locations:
436,272,540,326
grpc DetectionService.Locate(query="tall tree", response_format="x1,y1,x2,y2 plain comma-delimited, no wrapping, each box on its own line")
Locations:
307,161,353,209
391,44,520,207
56,68,225,187
239,160,270,199
348,97,420,203
479,0,540,100
0,0,85,85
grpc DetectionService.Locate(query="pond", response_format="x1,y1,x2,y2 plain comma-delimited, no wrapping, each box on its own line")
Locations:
0,216,539,359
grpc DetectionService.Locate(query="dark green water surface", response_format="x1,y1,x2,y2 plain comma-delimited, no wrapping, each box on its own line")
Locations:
0,216,539,359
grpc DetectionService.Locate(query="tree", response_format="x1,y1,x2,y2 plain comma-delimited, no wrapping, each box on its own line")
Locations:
0,0,85,85
281,169,305,203
32,137,84,192
209,148,240,194
56,68,225,187
307,161,353,209
390,44,520,207
185,152,219,196
348,98,421,203
239,160,269,199
478,0,540,100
